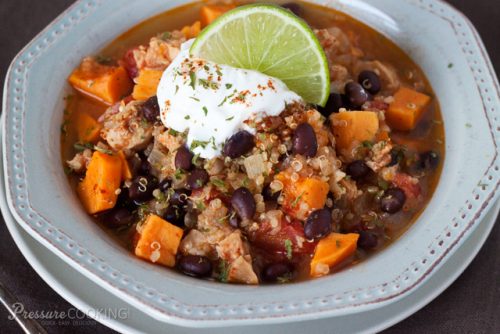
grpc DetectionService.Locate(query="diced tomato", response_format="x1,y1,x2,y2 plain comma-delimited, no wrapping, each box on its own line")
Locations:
120,48,139,79
393,173,421,199
251,218,317,258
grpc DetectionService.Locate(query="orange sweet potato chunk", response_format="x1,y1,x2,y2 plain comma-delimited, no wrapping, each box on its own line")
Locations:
132,70,163,101
386,87,431,131
77,151,122,214
117,151,133,181
135,215,184,267
69,58,133,104
181,21,201,39
276,173,329,220
330,111,379,151
76,112,102,143
310,233,359,278
200,4,235,26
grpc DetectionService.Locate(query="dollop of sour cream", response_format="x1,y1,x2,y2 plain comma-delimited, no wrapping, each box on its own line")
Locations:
157,40,301,159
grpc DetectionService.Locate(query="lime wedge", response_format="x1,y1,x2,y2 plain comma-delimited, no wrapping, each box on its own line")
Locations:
190,4,330,106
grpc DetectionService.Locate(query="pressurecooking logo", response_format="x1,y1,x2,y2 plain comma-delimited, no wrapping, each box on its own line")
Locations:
7,302,129,326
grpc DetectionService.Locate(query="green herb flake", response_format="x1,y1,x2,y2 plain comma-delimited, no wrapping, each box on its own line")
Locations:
95,55,113,65
225,116,234,121
202,106,208,116
225,83,233,89
174,169,185,180
184,115,191,120
73,142,94,152
284,239,293,260
94,146,114,155
465,123,472,128
448,63,454,69
160,31,171,40
218,260,230,283
189,71,197,90
175,85,179,94
378,179,389,191
211,178,226,190
199,78,219,90
362,141,374,149
218,96,229,107
189,96,200,102
168,128,179,136
190,140,209,150
291,191,305,208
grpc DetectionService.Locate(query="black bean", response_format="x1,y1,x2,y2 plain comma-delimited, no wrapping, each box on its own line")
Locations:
105,208,135,228
358,71,381,95
304,209,332,240
318,93,345,117
115,187,137,210
419,151,440,170
187,169,209,190
169,189,190,206
141,96,160,122
175,146,194,170
281,3,302,16
345,82,369,108
346,160,371,181
292,123,318,158
128,175,158,202
358,231,378,250
163,205,186,227
231,187,256,220
139,159,151,176
178,255,213,278
158,179,172,192
223,131,255,158
380,188,406,214
261,263,295,282
263,184,281,202
228,209,240,228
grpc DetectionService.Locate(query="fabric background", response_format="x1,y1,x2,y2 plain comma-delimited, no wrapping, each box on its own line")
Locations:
0,1,498,333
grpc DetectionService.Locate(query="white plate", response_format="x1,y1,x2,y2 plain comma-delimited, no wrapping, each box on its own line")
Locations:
1,119,498,333
3,0,500,327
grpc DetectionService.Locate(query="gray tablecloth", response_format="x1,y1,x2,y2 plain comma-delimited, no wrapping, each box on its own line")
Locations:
0,1,499,333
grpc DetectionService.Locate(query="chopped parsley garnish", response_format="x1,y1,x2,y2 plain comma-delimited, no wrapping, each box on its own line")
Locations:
94,146,114,155
211,178,226,190
284,239,293,260
73,142,94,151
168,128,179,136
362,140,374,149
202,106,208,116
225,83,233,89
465,123,472,128
218,96,229,107
184,115,191,120
215,68,223,77
189,71,196,90
175,85,179,94
174,169,185,180
448,63,454,68
160,31,171,40
218,260,230,283
199,78,219,90
291,191,305,208
190,140,209,150
189,96,200,102
191,153,200,165
225,116,234,121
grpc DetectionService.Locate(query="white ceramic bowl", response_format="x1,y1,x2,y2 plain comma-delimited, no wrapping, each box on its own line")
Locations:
2,0,499,328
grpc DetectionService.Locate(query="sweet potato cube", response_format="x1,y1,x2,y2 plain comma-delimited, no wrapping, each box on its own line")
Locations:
330,111,379,151
68,58,133,104
77,151,122,214
135,215,183,267
310,233,359,278
117,151,133,181
132,70,163,101
181,21,201,39
76,112,102,143
200,4,235,26
276,173,329,220
386,87,431,131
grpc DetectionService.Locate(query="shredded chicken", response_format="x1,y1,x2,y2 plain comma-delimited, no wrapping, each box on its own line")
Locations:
100,100,154,152
366,141,393,172
66,149,92,173
133,33,185,72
